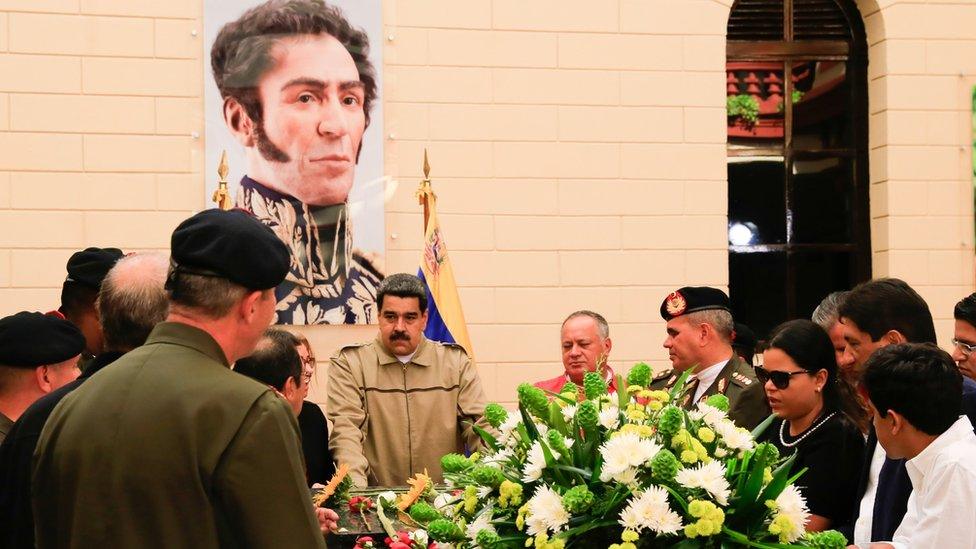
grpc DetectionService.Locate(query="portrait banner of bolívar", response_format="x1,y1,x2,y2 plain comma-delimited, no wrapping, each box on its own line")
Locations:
204,0,385,325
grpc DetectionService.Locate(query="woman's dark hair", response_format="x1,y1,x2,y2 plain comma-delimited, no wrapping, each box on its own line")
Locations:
766,319,869,432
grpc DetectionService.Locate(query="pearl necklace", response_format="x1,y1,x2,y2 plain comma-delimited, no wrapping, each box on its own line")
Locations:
779,412,837,448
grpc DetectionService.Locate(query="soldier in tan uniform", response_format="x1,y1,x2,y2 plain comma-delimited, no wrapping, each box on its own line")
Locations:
328,273,489,487
33,210,334,548
650,286,770,430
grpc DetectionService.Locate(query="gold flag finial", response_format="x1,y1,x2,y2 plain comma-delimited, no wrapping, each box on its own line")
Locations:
416,149,435,228
423,148,430,181
211,150,232,210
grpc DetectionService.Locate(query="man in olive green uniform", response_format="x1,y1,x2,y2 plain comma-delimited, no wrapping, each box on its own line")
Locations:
328,273,489,487
650,286,770,430
33,210,332,548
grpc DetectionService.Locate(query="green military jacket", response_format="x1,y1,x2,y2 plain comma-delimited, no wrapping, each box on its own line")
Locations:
650,354,770,430
33,322,325,549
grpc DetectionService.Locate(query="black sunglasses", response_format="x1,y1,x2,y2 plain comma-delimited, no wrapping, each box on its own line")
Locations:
754,366,808,390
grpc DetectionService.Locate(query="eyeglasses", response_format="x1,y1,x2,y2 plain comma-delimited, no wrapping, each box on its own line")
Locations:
953,339,976,356
754,366,808,390
301,356,315,384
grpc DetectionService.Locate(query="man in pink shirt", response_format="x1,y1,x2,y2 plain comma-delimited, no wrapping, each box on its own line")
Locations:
535,310,616,394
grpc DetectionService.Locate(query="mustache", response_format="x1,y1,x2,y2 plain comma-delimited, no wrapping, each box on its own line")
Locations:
390,332,410,341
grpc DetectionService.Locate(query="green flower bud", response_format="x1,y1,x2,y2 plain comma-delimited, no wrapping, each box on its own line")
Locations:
704,394,730,412
575,400,599,430
470,465,505,488
651,449,680,482
583,371,608,400
561,485,595,514
626,362,652,387
559,381,579,395
803,530,848,549
485,403,509,429
657,405,684,438
518,383,549,419
754,442,780,466
408,502,442,523
546,429,569,457
427,519,466,543
476,529,502,548
441,453,474,473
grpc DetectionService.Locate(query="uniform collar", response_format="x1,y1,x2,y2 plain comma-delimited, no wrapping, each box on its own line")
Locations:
375,335,433,367
144,322,230,367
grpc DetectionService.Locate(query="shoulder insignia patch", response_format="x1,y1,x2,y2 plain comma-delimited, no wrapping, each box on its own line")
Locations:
652,368,673,382
730,371,753,387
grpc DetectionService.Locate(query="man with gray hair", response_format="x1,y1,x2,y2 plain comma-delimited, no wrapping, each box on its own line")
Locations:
812,290,851,375
328,272,489,486
0,253,170,549
650,286,769,429
535,310,616,393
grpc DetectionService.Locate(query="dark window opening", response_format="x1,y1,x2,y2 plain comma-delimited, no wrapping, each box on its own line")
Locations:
727,0,870,339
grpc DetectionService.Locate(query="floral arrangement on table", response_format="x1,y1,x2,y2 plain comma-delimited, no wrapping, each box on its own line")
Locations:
400,364,848,549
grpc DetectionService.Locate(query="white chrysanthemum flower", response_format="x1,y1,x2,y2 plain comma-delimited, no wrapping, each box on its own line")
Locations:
434,492,459,518
675,460,731,505
497,414,523,448
477,485,492,499
617,486,683,534
522,440,557,482
771,485,811,542
598,405,620,430
466,505,496,541
524,485,570,536
712,418,754,453
599,432,661,482
562,404,577,422
689,402,727,426
483,446,514,469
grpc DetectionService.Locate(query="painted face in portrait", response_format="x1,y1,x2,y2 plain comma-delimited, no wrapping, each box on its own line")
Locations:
229,33,367,207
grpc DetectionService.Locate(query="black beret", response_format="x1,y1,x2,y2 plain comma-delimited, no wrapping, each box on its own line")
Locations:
170,209,290,290
660,286,731,321
732,322,757,350
65,247,124,289
0,311,85,368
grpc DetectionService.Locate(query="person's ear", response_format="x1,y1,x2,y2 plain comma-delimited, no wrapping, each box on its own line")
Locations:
239,290,264,323
419,310,428,331
35,366,53,393
888,409,904,436
814,369,828,391
283,376,299,399
603,337,613,355
884,330,908,345
223,97,256,148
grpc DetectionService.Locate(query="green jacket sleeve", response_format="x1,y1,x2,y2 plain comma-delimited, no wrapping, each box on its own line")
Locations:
212,393,325,549
728,380,772,431
327,351,370,487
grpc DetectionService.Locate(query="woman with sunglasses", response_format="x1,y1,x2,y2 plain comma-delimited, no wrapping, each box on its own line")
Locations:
756,319,867,533
295,334,337,485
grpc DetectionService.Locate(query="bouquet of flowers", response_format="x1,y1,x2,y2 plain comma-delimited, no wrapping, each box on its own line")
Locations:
401,364,848,548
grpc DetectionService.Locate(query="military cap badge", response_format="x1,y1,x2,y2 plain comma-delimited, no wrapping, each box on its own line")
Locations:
665,291,687,316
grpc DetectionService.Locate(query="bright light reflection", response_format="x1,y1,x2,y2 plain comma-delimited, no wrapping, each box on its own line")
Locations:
728,222,755,246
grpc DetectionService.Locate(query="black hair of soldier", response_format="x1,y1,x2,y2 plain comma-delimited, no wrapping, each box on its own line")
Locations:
60,281,98,318
862,343,962,436
837,278,937,344
766,319,869,433
375,273,428,314
234,329,302,391
954,292,976,327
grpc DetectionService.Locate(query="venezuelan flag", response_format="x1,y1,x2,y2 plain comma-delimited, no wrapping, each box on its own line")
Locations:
416,170,474,357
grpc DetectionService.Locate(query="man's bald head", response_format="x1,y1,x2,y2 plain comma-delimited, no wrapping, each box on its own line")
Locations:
97,254,170,353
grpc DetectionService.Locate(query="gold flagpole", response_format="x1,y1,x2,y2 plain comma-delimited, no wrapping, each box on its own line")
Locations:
211,150,233,210
415,149,435,228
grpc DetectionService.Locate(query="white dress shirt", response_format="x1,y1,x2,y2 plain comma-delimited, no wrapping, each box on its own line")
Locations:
852,440,886,546
691,359,729,403
887,416,976,549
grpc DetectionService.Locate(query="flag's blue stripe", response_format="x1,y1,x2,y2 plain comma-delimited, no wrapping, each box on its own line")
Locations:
417,268,456,345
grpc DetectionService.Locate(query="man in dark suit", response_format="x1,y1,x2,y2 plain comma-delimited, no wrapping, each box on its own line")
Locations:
839,278,976,545
650,286,770,430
